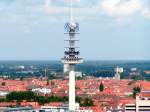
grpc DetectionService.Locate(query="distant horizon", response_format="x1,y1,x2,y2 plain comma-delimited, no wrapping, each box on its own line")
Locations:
0,59,150,61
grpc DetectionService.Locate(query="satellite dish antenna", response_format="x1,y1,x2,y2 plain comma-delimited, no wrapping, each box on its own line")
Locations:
64,0,79,32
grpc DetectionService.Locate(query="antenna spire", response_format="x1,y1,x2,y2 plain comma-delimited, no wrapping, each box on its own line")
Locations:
62,0,83,74
70,0,73,23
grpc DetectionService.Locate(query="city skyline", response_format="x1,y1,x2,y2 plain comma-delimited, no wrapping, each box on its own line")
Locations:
0,0,150,60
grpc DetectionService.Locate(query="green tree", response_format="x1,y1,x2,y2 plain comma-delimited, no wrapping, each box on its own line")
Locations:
1,82,6,86
20,77,24,81
46,79,49,86
0,98,5,102
75,86,80,90
133,87,141,98
80,98,94,107
120,73,128,79
99,82,104,92
48,74,55,80
4,91,94,106
35,96,47,105
76,76,83,80
131,75,144,81
75,96,94,107
47,95,68,102
6,91,35,102
76,96,82,103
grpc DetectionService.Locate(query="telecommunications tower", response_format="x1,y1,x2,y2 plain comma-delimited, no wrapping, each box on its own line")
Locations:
61,0,83,111
61,0,83,73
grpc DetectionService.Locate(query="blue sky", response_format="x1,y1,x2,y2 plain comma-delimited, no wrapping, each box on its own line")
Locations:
0,0,150,60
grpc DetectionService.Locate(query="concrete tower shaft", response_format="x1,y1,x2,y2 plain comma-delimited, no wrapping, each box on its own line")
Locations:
69,71,76,111
61,0,83,111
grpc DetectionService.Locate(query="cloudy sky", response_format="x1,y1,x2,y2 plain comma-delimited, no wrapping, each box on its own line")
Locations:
0,0,150,60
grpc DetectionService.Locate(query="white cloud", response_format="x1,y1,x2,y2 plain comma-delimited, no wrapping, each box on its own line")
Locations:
101,0,142,17
1,0,150,26
142,8,150,19
42,0,101,22
43,0,149,22
45,0,51,7
64,0,81,3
